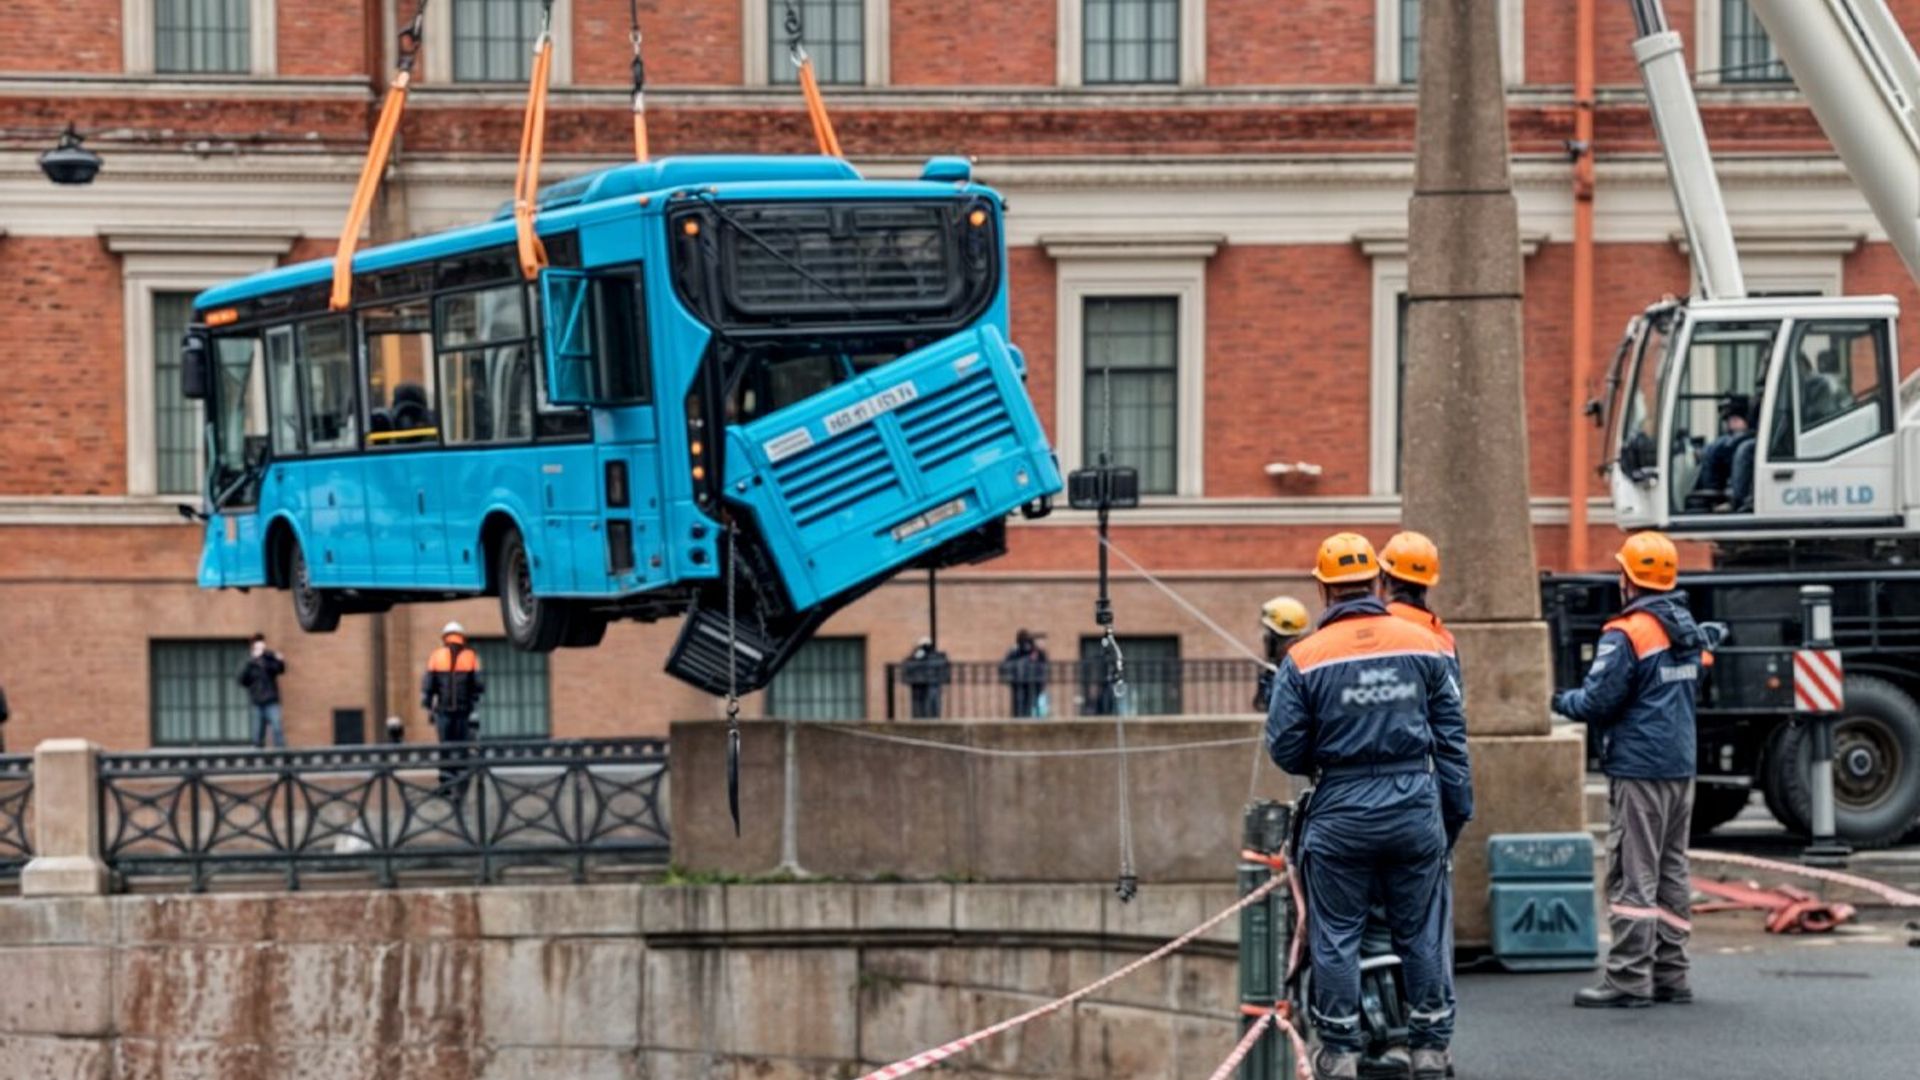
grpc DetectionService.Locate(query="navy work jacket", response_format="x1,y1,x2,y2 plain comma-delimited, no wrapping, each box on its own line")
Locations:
1553,591,1705,781
1266,596,1474,837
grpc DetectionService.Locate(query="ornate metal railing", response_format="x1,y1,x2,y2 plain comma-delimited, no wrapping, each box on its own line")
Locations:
98,738,668,891
0,755,32,879
885,658,1266,720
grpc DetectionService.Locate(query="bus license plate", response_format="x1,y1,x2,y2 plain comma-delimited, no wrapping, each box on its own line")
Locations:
824,382,919,437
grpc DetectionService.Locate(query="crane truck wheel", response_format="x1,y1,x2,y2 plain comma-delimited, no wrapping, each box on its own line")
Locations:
1689,784,1752,837
1758,723,1807,835
1775,676,1920,850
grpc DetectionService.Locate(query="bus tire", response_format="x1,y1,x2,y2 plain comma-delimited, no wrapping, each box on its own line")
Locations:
1689,784,1752,838
496,529,567,652
1778,676,1920,850
289,543,342,633
560,607,609,648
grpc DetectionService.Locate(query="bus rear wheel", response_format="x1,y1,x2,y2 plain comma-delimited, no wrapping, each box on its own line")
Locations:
497,529,567,653
289,544,342,633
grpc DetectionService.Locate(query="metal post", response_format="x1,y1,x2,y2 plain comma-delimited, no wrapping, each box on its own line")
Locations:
1239,800,1293,1080
1800,585,1851,865
927,568,939,650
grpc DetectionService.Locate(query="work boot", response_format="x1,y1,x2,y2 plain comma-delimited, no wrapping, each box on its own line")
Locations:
1654,985,1695,1004
1411,1048,1449,1080
1574,984,1652,1009
1371,1044,1411,1078
1313,1047,1361,1080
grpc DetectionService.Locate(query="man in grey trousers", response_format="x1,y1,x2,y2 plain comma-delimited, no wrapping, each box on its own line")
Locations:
1552,531,1708,1008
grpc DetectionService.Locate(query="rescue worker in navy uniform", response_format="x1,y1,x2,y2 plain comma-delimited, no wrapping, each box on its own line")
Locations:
1553,531,1704,1009
422,622,487,788
1268,534,1473,1080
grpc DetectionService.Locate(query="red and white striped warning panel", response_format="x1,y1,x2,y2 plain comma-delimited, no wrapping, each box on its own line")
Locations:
1793,649,1844,714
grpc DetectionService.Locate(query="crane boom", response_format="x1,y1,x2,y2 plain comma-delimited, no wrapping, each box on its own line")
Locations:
1628,0,1746,299
1748,0,1920,288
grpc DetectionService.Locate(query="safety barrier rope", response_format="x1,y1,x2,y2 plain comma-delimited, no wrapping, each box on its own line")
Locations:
815,724,1258,758
1689,848,1920,907
855,873,1286,1080
1206,1011,1273,1080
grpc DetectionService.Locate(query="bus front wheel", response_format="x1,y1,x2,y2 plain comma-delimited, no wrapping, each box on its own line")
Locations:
497,529,567,652
289,544,342,633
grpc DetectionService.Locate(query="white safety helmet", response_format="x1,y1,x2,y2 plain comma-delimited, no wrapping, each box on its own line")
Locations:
441,621,466,639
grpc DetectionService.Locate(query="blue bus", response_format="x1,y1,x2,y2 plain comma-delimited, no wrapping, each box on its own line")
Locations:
181,155,1060,693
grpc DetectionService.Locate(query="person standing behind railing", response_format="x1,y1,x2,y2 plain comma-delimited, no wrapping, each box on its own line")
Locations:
237,634,287,748
0,680,8,753
999,629,1050,718
902,637,950,719
422,622,486,788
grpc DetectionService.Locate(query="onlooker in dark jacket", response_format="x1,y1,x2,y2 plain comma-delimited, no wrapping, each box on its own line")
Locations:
0,682,9,753
902,638,950,719
999,630,1050,718
237,635,287,748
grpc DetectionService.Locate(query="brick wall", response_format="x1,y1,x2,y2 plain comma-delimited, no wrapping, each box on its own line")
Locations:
0,238,126,497
278,0,368,78
1210,0,1375,86
573,0,742,86
892,0,1055,86
0,0,121,73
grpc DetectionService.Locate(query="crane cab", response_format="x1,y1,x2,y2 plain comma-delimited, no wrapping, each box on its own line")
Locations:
1601,295,1914,539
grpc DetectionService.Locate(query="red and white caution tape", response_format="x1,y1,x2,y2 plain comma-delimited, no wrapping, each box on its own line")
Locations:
1689,848,1920,908
856,874,1286,1080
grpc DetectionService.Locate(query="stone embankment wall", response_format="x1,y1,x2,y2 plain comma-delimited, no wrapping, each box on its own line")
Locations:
0,881,1245,1078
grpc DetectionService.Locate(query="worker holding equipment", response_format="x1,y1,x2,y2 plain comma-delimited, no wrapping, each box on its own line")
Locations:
1552,531,1704,1009
1268,534,1473,1080
1253,595,1311,711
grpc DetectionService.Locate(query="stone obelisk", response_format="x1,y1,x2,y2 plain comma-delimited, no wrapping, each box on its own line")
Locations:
1403,0,1589,945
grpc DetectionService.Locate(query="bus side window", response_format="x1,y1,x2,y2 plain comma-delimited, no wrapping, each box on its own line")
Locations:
437,285,535,445
361,299,437,447
589,274,649,404
300,318,359,452
266,326,304,456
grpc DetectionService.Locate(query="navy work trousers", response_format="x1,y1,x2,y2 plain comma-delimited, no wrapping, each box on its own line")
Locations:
1302,776,1455,1053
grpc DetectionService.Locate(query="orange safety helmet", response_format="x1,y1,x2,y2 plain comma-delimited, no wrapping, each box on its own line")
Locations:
1313,532,1380,584
1615,531,1679,591
1380,531,1441,587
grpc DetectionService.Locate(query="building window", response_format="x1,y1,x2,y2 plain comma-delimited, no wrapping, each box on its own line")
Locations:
1083,0,1179,85
767,637,866,719
151,640,253,746
1083,297,1179,495
1398,0,1420,84
452,0,544,82
152,291,201,496
471,640,551,739
770,0,864,85
153,0,251,74
1720,0,1787,83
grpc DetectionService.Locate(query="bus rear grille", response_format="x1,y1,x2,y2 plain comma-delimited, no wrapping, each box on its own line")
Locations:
774,426,902,527
898,375,1017,472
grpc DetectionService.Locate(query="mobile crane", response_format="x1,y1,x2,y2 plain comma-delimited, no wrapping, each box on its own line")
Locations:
1547,0,1920,846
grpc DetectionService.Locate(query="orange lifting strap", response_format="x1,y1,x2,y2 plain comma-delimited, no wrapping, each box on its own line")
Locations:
628,1,649,162
331,2,429,312
783,1,843,157
512,2,557,281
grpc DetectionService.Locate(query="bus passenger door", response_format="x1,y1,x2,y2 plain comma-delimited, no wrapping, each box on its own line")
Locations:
363,306,449,586
296,318,375,584
196,329,272,586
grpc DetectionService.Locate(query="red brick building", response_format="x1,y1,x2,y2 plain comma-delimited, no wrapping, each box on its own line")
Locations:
3,1,1917,747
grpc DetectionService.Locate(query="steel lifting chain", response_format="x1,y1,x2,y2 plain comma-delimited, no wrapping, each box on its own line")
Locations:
725,518,743,836
627,0,649,161
396,0,429,75
783,0,809,67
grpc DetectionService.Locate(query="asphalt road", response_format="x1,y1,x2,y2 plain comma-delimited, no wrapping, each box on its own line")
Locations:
1449,911,1920,1080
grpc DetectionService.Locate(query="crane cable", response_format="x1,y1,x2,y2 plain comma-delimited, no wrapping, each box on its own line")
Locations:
628,0,649,162
784,0,844,156
1093,330,1138,903
329,0,429,311
512,0,557,281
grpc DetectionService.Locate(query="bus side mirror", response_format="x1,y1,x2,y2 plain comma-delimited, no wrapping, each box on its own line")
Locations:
180,331,212,400
538,268,595,406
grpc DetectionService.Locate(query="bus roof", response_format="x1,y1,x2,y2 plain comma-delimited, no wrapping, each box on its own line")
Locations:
194,155,877,312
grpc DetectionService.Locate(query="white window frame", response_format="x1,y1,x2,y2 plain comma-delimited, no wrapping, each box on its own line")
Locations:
1058,0,1205,88
124,0,276,76
104,229,294,499
1043,235,1219,499
1696,0,1790,86
744,0,890,87
1674,229,1861,297
1376,0,1524,86
427,0,575,86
